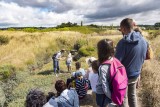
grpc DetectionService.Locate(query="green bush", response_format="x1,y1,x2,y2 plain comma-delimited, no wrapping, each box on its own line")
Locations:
0,35,10,45
79,47,92,56
0,65,16,80
22,28,38,33
74,39,88,50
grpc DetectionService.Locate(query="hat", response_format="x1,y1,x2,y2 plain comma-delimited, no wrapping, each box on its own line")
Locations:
75,72,82,77
86,57,96,66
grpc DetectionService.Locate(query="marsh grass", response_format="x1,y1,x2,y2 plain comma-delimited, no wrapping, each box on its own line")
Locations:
3,30,160,107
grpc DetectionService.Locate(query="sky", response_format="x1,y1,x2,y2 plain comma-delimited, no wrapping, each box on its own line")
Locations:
0,0,160,27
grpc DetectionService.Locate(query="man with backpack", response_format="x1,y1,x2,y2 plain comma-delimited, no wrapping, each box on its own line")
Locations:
115,18,148,107
52,49,65,75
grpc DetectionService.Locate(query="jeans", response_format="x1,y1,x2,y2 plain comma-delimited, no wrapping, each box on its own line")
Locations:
53,60,59,73
122,77,138,107
96,94,111,107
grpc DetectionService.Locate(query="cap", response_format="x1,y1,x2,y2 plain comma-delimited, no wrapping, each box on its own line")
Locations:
86,57,96,66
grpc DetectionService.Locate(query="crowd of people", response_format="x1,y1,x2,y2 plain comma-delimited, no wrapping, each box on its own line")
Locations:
25,18,149,107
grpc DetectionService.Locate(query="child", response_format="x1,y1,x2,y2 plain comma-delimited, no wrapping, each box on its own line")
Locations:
96,39,114,107
75,72,89,99
66,52,72,72
89,60,99,107
75,62,86,76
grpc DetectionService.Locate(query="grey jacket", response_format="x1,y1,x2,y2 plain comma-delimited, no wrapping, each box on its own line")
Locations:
96,64,111,99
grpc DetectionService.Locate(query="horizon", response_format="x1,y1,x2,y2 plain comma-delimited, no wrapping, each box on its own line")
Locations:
0,0,160,28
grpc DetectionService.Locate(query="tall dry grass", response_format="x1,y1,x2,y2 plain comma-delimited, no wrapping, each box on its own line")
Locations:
139,31,160,107
0,31,121,69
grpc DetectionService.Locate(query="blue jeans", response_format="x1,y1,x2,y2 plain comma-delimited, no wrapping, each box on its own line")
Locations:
53,60,59,73
96,94,111,107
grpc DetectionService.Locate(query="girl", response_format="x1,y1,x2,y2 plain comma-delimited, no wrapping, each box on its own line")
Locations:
96,39,114,107
66,52,72,72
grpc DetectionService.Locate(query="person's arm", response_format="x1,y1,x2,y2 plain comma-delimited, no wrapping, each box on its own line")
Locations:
99,65,111,99
115,40,125,62
75,80,80,94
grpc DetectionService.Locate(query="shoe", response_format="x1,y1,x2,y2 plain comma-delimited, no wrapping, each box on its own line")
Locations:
56,74,58,77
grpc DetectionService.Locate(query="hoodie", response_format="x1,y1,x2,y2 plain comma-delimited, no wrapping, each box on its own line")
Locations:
115,31,148,79
55,89,79,107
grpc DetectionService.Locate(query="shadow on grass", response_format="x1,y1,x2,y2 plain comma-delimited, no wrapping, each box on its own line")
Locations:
38,70,71,75
38,70,53,75
79,93,93,106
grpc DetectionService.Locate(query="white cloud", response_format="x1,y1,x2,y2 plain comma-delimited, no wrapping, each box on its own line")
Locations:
0,1,84,27
0,0,160,27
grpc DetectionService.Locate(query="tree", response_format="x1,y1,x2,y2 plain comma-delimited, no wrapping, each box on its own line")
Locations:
81,21,83,26
154,22,160,27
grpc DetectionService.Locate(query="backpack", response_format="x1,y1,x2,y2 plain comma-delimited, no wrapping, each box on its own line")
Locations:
103,57,128,106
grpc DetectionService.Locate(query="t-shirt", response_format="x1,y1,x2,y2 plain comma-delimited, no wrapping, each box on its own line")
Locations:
66,57,72,64
88,70,98,92
54,52,61,61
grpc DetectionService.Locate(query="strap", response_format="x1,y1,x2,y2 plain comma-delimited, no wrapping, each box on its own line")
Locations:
61,96,74,106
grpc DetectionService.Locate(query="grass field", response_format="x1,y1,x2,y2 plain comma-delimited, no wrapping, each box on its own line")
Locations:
0,29,160,107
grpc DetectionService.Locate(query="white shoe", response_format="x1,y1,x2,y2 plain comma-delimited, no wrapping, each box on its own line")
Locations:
56,74,58,77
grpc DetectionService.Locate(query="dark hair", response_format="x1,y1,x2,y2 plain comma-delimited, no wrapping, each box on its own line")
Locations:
97,39,114,64
25,89,46,107
120,18,134,31
55,80,66,96
91,60,99,72
75,62,81,70
46,92,56,101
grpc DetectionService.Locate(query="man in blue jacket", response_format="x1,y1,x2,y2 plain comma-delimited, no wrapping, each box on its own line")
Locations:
115,18,148,107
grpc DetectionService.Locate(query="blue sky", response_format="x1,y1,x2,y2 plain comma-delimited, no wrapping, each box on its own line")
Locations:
0,0,160,27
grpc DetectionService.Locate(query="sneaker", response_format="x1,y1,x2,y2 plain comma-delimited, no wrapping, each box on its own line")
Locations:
56,74,58,77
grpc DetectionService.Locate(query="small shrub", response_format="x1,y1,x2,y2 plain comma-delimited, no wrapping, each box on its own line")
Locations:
74,39,88,50
0,65,16,80
0,35,10,45
78,47,94,56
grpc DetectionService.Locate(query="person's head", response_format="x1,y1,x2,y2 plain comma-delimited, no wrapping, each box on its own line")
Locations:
75,72,83,79
86,57,96,67
68,53,72,58
55,80,66,96
75,62,81,70
25,89,47,107
120,18,134,35
60,49,65,53
91,60,99,73
97,39,114,64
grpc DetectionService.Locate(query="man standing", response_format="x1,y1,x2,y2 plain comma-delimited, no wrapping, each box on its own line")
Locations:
115,18,148,107
52,49,65,75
